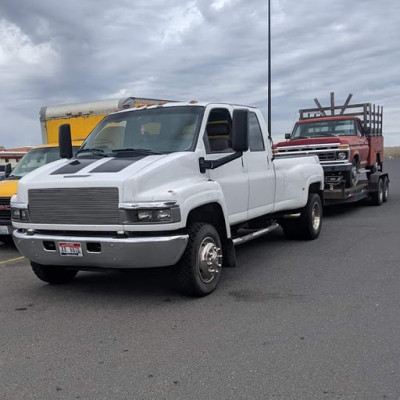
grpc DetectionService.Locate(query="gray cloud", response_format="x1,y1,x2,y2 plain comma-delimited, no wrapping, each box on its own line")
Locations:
1,0,399,147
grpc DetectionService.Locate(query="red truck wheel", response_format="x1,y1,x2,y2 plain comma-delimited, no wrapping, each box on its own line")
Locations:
346,159,359,187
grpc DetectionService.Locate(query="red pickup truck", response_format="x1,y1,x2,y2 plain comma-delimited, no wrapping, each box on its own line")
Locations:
274,93,388,205
274,93,384,188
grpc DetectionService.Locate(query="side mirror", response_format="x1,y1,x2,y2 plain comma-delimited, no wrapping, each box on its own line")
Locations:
59,124,73,159
285,133,291,140
4,163,12,178
232,109,249,152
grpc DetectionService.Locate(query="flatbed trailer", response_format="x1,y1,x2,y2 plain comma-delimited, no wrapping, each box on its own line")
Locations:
324,171,389,206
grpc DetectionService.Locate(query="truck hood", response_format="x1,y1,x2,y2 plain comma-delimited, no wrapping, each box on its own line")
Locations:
0,179,18,198
16,152,202,204
274,137,341,148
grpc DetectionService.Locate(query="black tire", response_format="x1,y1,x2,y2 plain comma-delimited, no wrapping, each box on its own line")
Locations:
175,223,223,297
382,176,389,203
371,178,384,206
31,262,78,284
0,236,15,246
281,193,322,240
346,159,359,187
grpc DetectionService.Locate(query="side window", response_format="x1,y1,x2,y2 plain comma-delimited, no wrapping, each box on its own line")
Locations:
356,121,363,137
248,112,265,151
204,108,232,153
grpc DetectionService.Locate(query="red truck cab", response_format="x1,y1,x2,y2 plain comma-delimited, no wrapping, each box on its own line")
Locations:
274,94,384,188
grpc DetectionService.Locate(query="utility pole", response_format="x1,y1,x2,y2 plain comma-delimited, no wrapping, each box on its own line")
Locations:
267,0,272,140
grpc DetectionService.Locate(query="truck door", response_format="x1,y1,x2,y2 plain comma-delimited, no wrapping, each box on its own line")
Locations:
204,107,249,224
244,112,275,217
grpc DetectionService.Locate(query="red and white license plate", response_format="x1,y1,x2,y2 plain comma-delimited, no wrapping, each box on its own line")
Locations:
58,242,83,257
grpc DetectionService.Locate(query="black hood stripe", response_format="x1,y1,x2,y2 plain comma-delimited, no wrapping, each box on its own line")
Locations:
51,159,98,175
51,156,148,175
89,156,147,173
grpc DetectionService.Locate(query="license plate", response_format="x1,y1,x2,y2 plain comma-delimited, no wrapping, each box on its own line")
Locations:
0,225,10,235
58,242,83,257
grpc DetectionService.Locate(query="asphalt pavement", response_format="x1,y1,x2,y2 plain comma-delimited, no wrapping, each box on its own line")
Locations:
1,159,399,400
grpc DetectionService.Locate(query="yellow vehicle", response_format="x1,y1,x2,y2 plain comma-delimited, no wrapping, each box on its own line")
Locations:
0,141,82,245
40,97,172,144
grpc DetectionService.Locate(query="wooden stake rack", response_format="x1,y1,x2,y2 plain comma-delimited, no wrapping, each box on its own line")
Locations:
299,92,383,136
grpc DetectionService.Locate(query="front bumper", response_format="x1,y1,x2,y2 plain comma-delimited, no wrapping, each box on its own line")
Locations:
322,162,353,173
13,230,188,269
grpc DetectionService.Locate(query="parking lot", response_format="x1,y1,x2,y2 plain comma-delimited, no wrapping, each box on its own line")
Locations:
1,159,399,400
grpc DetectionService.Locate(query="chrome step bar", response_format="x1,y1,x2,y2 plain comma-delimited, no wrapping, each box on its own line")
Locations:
232,223,280,246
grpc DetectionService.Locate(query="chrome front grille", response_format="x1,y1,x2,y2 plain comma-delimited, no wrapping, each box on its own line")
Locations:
318,152,336,161
28,187,119,225
0,197,11,223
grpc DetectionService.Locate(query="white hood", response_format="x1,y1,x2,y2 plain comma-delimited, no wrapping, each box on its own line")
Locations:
16,152,203,204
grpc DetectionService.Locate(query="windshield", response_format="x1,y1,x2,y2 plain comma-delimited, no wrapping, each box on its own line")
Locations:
78,106,204,157
292,119,356,139
10,146,80,178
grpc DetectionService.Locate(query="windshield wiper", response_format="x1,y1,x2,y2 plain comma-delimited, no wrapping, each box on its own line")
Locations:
75,148,109,157
111,148,162,156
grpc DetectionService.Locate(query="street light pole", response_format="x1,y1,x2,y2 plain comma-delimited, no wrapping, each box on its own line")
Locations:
268,0,272,141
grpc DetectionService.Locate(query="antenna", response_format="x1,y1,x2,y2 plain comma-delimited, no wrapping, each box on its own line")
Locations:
267,0,272,140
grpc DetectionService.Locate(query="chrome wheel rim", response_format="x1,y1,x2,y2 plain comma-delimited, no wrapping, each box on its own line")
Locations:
378,181,384,203
384,179,389,199
311,201,321,231
197,237,222,284
350,164,358,186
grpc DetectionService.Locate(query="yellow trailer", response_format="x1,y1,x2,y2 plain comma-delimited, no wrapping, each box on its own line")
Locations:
40,97,173,144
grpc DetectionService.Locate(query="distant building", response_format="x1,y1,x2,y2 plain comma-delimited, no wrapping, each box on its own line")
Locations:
0,146,33,168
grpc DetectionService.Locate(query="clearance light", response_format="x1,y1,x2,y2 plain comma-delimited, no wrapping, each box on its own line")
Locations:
189,100,198,104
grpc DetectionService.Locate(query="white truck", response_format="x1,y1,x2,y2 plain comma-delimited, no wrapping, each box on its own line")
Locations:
11,102,324,296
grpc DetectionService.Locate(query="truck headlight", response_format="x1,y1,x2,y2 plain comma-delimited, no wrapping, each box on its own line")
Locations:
11,207,29,222
337,152,348,160
120,201,180,224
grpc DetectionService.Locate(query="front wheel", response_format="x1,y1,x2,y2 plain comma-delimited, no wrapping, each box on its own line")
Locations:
31,262,78,284
0,236,15,246
346,159,359,187
175,223,223,297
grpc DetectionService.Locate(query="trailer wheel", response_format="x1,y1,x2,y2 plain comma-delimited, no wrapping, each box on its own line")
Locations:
371,178,384,206
31,262,78,284
382,176,389,203
175,223,223,297
281,193,322,240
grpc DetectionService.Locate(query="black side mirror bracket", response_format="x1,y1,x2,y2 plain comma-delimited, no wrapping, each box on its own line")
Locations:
59,124,73,159
199,152,243,174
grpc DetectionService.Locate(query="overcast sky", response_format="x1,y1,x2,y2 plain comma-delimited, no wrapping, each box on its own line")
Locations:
1,0,400,147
